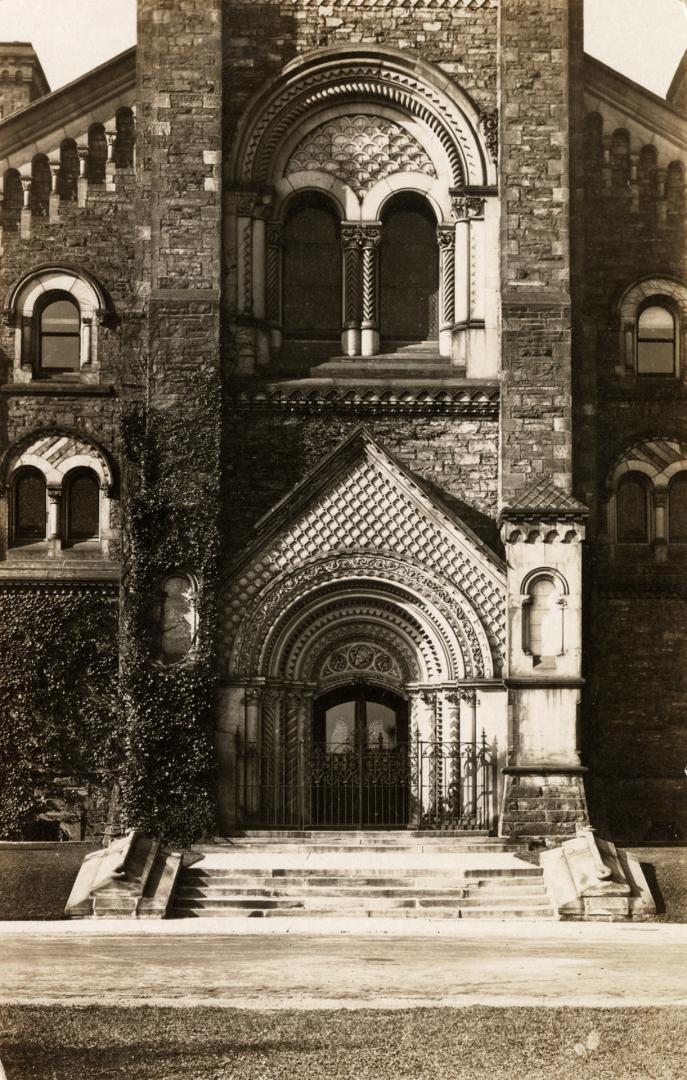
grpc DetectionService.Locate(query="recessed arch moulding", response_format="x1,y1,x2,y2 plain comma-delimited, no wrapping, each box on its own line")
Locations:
225,47,499,375
214,428,508,829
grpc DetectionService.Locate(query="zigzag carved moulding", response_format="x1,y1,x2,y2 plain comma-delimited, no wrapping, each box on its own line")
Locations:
230,1,496,8
238,61,480,186
229,386,499,417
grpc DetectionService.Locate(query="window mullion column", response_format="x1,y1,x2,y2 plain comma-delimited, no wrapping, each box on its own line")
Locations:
360,223,381,358
341,224,363,357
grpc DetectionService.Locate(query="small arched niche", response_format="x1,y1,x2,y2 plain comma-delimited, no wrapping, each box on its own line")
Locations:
155,573,198,666
521,571,567,667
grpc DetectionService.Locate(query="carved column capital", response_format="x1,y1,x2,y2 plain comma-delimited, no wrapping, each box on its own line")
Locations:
436,225,455,248
361,223,382,247
451,194,486,221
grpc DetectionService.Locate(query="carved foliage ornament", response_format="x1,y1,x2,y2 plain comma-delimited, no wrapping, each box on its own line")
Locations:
286,114,436,195
479,108,498,163
320,642,402,682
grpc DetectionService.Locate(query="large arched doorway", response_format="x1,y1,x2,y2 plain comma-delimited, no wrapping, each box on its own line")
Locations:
312,683,410,827
379,192,439,349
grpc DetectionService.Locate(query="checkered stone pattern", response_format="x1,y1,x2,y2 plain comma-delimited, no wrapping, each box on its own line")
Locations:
286,114,436,196
224,457,505,660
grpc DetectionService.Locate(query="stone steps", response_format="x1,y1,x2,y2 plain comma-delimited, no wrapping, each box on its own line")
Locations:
170,832,553,921
174,904,554,920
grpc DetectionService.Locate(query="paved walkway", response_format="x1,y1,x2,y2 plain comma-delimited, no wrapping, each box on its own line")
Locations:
1,919,686,1009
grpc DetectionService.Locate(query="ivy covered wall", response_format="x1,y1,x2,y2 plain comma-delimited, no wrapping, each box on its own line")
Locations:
0,585,120,840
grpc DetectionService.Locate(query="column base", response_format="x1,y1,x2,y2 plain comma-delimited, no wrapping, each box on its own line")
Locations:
499,768,589,844
342,327,361,357
361,327,379,357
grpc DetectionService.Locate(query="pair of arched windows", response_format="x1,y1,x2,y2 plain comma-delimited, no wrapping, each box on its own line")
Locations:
11,468,100,547
615,472,687,544
281,190,439,352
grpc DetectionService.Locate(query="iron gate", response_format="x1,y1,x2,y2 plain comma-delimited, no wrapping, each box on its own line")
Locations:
236,733,496,830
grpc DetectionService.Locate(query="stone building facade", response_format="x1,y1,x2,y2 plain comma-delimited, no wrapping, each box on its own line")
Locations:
0,0,685,845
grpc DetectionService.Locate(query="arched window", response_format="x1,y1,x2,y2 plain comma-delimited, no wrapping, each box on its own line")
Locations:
30,155,51,217
59,139,79,202
87,123,107,184
610,129,631,191
64,469,100,544
637,304,676,375
616,474,650,543
523,577,564,661
669,473,687,543
638,145,658,214
2,169,22,233
583,113,603,198
12,468,46,545
282,192,341,361
666,161,685,219
115,107,135,169
380,193,438,347
157,574,197,665
37,293,81,375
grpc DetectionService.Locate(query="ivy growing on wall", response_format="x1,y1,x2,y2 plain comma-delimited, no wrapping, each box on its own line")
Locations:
0,587,119,839
119,387,221,847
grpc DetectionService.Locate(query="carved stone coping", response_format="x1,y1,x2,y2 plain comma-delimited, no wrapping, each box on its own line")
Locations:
229,382,500,417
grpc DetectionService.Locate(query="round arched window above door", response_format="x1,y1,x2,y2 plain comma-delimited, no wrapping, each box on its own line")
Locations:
379,192,438,349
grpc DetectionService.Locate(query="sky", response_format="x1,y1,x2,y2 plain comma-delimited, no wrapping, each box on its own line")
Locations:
0,0,685,98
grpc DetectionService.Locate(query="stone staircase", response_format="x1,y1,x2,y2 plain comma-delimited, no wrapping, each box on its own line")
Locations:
171,831,555,920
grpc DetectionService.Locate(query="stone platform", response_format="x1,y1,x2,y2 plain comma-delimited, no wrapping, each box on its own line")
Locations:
171,832,554,920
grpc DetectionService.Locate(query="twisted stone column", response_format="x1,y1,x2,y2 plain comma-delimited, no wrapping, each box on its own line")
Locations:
360,224,382,357
437,225,455,358
341,224,363,356
265,224,283,353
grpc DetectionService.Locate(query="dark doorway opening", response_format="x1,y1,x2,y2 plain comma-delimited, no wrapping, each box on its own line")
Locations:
312,683,410,827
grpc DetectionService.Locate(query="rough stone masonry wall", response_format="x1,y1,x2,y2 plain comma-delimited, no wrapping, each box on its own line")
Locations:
222,0,498,153
223,413,501,556
0,180,137,458
575,106,687,843
498,0,583,500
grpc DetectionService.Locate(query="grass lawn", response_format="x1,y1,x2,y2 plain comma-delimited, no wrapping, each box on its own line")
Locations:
0,1006,685,1079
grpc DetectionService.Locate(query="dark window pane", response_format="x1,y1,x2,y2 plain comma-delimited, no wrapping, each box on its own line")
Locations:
41,335,81,370
617,476,649,543
68,473,99,540
638,305,676,374
41,299,80,333
324,701,356,749
283,202,341,337
40,298,80,372
669,475,687,543
366,702,396,748
15,473,46,539
380,196,438,343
